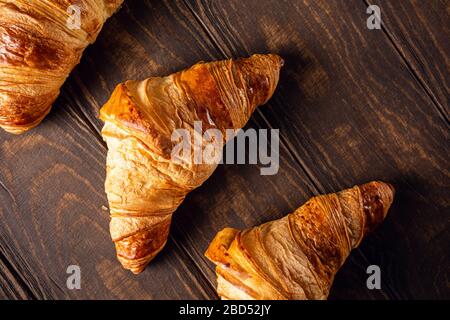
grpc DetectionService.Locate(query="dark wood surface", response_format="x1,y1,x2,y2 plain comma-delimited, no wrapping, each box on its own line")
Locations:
0,0,448,299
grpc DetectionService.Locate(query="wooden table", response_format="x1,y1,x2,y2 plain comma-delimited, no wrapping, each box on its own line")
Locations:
0,0,448,300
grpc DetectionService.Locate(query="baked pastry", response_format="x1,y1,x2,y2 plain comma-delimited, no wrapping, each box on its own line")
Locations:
205,181,394,299
99,54,283,273
0,0,123,133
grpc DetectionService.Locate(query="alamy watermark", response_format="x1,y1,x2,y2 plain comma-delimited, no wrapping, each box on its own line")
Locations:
66,265,81,290
366,265,381,290
367,5,381,30
171,121,280,175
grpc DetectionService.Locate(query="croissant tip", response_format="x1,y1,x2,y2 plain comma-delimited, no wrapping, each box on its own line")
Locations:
1,127,26,134
386,182,395,195
267,53,285,67
0,96,54,134
0,113,49,134
115,237,169,275
117,257,149,275
358,180,395,228
367,180,395,194
129,267,145,274
375,180,396,202
1,124,38,134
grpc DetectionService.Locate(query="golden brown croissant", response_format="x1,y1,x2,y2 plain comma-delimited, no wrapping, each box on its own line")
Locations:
0,0,123,134
99,54,283,273
205,181,395,300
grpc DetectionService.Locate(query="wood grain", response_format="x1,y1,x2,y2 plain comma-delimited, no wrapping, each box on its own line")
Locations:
0,0,448,299
367,0,449,120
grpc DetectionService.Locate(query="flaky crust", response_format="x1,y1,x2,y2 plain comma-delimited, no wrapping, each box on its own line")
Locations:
205,181,395,300
99,54,283,273
0,0,123,133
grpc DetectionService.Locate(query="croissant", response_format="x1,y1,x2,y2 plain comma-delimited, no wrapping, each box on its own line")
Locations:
205,181,395,300
99,54,283,273
0,0,123,134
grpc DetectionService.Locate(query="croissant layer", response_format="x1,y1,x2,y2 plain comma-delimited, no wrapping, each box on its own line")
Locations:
100,54,283,273
205,181,395,300
0,0,123,133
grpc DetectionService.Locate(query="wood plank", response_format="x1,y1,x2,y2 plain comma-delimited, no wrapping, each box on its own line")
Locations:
184,0,450,299
367,0,449,119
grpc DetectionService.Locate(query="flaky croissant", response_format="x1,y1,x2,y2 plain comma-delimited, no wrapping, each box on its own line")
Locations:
0,0,123,134
205,181,395,300
99,54,283,273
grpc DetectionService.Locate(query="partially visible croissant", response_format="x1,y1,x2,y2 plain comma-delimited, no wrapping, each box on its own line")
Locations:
205,181,395,300
0,0,123,134
99,54,283,273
